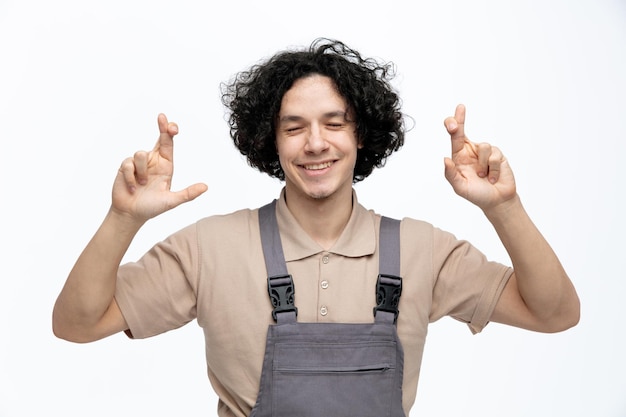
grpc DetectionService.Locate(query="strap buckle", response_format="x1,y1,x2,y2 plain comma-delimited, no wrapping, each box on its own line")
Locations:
267,274,298,322
373,274,402,323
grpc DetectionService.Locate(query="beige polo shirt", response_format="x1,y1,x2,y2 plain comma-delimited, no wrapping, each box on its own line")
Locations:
115,190,513,417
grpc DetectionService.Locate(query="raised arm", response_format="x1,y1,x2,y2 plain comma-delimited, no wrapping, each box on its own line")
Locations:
443,104,579,333
52,114,207,343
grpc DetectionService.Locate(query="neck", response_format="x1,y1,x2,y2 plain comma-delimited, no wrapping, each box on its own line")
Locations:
283,187,353,251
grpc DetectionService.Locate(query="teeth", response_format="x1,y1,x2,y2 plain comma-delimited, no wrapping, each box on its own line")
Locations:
304,162,332,170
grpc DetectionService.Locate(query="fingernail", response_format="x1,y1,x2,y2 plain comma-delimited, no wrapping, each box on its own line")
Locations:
489,177,497,184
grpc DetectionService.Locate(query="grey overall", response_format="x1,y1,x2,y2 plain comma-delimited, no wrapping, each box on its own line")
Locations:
249,201,406,417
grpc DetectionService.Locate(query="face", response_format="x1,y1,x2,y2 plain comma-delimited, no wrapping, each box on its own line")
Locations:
276,74,360,203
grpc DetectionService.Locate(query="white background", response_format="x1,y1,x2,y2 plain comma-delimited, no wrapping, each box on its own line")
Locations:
1,0,625,416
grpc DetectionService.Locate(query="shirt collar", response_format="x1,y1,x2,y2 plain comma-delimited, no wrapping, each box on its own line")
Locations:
275,188,377,262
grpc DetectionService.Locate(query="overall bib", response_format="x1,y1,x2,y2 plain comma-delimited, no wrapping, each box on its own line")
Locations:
249,201,406,417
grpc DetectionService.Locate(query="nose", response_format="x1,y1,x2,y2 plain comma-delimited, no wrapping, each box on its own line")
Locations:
304,123,329,154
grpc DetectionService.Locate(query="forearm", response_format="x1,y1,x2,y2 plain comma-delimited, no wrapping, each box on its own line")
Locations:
52,209,144,340
484,195,580,328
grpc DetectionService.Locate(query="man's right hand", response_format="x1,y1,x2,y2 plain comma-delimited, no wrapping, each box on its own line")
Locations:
53,114,207,343
111,113,207,224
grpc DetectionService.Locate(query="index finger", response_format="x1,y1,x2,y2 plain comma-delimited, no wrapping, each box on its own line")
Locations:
444,104,467,154
155,113,178,161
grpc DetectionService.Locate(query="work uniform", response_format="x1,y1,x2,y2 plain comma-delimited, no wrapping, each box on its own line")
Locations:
115,190,513,416
249,201,405,416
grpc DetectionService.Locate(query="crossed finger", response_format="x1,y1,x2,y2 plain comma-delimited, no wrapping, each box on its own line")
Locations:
444,104,467,155
155,113,178,162
476,143,504,184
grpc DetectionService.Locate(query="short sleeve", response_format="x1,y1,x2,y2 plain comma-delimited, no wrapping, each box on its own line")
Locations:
114,223,199,339
429,227,513,334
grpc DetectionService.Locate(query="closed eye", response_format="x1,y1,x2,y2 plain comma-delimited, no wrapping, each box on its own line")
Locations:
326,122,347,130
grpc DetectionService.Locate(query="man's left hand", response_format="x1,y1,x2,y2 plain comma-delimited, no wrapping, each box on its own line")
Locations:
443,104,517,211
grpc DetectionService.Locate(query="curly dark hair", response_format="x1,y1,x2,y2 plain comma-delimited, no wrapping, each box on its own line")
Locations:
221,38,405,183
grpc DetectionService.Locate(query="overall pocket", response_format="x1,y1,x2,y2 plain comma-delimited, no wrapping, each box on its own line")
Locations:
271,341,397,417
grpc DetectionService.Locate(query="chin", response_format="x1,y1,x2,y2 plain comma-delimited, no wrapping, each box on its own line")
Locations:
306,190,333,200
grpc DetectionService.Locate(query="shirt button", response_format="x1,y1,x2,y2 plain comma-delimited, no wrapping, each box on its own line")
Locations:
322,255,330,264
320,306,328,316
321,280,329,289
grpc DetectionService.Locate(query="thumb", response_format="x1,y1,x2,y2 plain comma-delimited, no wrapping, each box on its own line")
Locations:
443,157,468,199
167,183,208,209
443,157,458,185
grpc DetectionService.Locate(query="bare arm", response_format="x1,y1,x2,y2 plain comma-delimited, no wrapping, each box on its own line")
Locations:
52,114,207,343
442,105,580,333
484,197,579,332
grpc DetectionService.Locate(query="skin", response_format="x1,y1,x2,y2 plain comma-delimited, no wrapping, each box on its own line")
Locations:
275,75,361,250
52,80,579,343
52,115,207,342
443,105,579,332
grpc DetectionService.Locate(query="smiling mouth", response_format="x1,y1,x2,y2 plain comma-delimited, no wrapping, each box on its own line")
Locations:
302,161,333,170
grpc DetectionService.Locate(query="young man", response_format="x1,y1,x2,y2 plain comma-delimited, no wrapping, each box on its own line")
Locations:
53,39,580,416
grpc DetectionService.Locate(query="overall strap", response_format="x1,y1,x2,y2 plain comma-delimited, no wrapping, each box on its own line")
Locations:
374,216,403,324
259,201,297,324
378,216,401,277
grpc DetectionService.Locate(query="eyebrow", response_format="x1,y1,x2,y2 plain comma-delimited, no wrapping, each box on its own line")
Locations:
278,111,349,123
